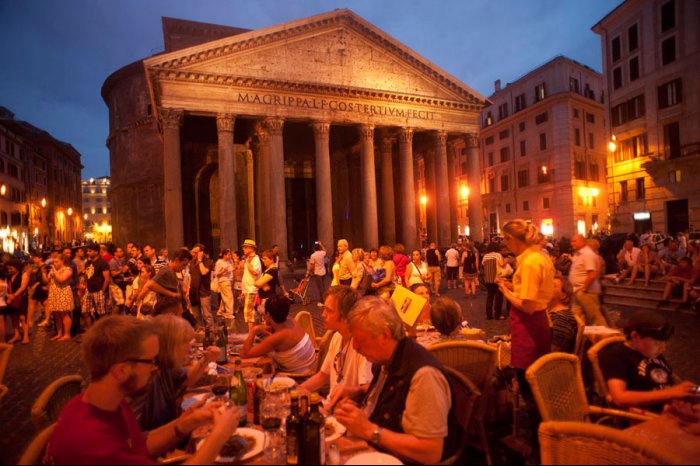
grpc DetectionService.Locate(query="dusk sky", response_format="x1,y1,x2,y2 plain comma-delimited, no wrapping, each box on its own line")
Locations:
0,0,622,178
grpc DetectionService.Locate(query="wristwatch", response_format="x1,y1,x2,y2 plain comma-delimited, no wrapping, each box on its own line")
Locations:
370,425,383,445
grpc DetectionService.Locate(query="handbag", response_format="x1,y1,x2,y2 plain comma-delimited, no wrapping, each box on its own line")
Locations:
372,268,386,283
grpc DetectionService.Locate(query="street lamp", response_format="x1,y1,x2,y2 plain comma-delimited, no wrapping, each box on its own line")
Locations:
41,198,46,208
608,135,617,153
420,195,428,205
0,185,5,196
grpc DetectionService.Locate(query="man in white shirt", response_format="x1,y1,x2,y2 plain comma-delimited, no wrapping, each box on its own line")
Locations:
306,241,327,303
568,234,606,325
301,286,373,405
616,239,641,283
241,239,262,331
444,244,460,290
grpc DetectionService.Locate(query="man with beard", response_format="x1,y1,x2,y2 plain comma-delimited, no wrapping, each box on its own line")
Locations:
83,243,111,326
44,316,239,464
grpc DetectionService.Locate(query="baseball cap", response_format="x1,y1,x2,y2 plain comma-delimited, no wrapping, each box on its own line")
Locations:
618,310,674,341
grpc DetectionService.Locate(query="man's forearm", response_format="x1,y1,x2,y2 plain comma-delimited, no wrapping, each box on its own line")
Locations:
370,428,443,464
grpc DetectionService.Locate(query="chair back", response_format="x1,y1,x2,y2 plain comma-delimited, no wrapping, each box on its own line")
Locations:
441,366,481,465
0,343,11,402
18,423,56,465
525,352,589,422
587,336,626,405
428,341,497,395
294,311,318,350
316,330,336,373
573,315,586,357
31,375,84,429
539,421,683,464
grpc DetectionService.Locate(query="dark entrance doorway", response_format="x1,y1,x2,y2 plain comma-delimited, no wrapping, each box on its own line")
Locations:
286,178,316,261
666,199,688,236
633,216,652,235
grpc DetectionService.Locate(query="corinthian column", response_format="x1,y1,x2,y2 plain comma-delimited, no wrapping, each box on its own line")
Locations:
359,125,378,249
312,121,334,250
217,113,237,250
380,135,396,245
255,124,271,247
435,131,450,246
399,128,418,250
447,140,458,243
160,107,184,252
266,117,288,259
465,133,484,242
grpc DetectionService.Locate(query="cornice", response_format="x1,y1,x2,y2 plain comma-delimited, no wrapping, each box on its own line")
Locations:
106,116,156,147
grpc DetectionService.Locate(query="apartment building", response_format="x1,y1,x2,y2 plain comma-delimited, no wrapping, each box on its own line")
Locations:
82,176,112,242
480,56,609,238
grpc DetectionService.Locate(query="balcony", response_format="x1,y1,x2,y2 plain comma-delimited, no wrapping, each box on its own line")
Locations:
643,143,700,169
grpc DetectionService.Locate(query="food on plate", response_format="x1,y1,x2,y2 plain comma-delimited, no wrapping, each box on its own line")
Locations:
324,420,336,437
219,434,257,458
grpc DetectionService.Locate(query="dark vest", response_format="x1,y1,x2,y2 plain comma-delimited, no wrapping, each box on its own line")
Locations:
426,249,439,266
364,338,458,462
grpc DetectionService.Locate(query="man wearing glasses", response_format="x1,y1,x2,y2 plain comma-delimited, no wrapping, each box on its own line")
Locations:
300,286,373,408
45,316,239,464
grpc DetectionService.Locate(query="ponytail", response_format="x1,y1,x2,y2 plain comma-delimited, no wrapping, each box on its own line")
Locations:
502,219,540,246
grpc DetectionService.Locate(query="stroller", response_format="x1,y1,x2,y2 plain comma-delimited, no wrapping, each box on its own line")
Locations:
289,276,311,306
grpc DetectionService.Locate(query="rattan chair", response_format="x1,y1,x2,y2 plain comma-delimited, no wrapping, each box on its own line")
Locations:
294,310,318,350
539,421,683,464
0,343,12,402
18,423,55,465
525,352,653,424
572,315,586,357
440,366,481,465
31,375,84,429
587,335,626,405
428,341,497,464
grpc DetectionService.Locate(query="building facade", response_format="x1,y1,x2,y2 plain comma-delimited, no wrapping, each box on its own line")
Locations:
102,11,487,258
82,176,112,243
593,0,700,235
0,107,82,251
479,56,609,239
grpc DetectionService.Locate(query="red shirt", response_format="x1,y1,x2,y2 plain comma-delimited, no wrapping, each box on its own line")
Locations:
44,393,153,465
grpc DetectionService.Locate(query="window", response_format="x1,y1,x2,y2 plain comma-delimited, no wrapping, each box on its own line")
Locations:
535,112,548,125
523,200,529,211
662,36,676,65
500,147,510,163
573,108,579,119
499,130,509,140
485,136,494,146
664,121,681,159
569,77,580,93
628,24,639,51
629,56,640,81
661,0,675,32
505,204,511,213
589,162,600,182
515,94,526,112
636,178,645,199
498,103,509,120
627,94,645,120
575,159,586,179
8,164,18,179
588,133,595,149
611,36,621,62
487,152,494,166
538,166,552,184
543,197,550,209
485,112,493,126
519,122,526,132
669,170,681,184
586,113,595,124
614,133,648,163
575,128,581,146
534,83,546,102
539,133,547,151
488,177,496,193
613,67,622,89
612,104,625,127
658,78,682,109
519,140,527,157
518,169,529,188
501,174,509,192
83,187,90,193
620,180,628,202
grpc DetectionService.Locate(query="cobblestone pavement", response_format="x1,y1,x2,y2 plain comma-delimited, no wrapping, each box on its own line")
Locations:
1,282,698,464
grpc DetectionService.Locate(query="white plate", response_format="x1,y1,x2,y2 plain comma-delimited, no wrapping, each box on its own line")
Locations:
198,427,265,463
345,452,403,465
265,376,295,390
324,416,346,443
180,392,210,411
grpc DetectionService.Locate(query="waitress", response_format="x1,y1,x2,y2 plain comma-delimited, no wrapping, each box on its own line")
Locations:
498,220,554,399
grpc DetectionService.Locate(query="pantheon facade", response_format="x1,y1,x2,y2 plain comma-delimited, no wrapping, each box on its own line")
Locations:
102,10,486,259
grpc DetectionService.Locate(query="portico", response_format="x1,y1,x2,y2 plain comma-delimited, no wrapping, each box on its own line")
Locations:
140,10,485,258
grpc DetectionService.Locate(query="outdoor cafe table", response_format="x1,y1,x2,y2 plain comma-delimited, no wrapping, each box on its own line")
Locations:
624,413,700,464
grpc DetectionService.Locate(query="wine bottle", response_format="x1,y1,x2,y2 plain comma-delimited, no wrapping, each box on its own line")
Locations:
253,373,263,425
215,321,228,364
286,391,302,465
230,359,247,427
301,393,325,465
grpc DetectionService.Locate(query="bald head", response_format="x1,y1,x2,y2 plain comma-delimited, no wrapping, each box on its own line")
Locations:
571,234,586,251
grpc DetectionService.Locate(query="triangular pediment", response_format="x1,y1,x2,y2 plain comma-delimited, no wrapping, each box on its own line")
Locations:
145,9,486,106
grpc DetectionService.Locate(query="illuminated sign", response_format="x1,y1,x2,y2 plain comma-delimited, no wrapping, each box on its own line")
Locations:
633,212,651,220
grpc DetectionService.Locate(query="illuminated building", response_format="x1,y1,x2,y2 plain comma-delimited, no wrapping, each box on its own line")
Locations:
82,176,112,243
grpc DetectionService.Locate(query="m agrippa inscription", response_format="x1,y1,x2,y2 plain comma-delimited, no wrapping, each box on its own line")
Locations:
236,92,437,120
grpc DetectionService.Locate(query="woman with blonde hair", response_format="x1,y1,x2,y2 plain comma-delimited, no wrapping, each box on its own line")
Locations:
128,314,220,431
350,248,370,293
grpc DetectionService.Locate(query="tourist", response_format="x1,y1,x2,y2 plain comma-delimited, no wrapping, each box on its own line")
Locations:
568,234,606,326
306,240,327,303
43,254,75,342
128,314,221,431
547,276,578,353
444,243,460,290
481,242,505,320
369,245,396,299
425,242,442,296
330,249,341,287
405,249,429,287
127,264,157,319
254,249,281,308
27,251,48,328
240,239,262,331
44,315,239,464
189,244,214,332
599,310,696,413
141,248,191,316
627,242,659,287
214,249,234,321
301,286,372,405
392,244,410,286
615,239,641,283
658,239,685,275
0,269,8,342
337,239,354,286
657,257,695,308
108,247,128,315
240,296,316,374
82,243,111,326
460,241,479,298
350,248,370,293
367,248,382,271
333,296,453,464
420,297,468,347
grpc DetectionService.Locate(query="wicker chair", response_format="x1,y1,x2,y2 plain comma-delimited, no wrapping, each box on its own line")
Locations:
539,421,683,464
294,311,318,350
572,315,586,357
31,375,84,429
587,335,626,405
18,423,55,465
0,343,12,402
440,366,481,465
428,341,497,464
525,352,653,424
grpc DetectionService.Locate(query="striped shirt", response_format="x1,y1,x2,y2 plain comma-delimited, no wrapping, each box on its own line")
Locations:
481,252,503,284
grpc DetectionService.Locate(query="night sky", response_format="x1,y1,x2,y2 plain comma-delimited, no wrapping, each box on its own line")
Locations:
0,0,622,178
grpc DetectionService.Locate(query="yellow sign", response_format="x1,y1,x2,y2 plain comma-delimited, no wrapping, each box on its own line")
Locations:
390,285,427,328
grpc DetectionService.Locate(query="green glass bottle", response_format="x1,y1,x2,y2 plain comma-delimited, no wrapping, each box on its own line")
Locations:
286,391,302,465
230,359,247,427
301,393,325,465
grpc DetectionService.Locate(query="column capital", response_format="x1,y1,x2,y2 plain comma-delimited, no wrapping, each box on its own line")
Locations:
158,108,183,130
465,133,479,148
264,117,285,136
311,121,331,138
381,136,394,153
358,124,375,141
399,127,414,144
216,113,235,133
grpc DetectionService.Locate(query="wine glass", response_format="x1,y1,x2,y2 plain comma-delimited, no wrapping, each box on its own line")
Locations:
211,374,230,403
261,388,285,463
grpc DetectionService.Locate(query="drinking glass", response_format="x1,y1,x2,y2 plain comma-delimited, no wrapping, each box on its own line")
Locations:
211,374,231,403
261,388,286,463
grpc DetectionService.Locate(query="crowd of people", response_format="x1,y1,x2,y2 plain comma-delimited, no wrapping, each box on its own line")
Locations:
2,223,697,464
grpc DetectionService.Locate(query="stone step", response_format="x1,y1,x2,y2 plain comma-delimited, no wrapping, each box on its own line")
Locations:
603,295,681,312
603,287,664,300
602,278,667,291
